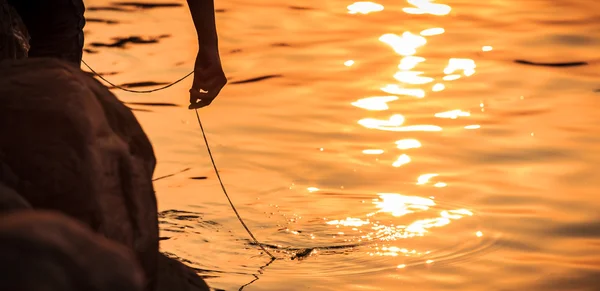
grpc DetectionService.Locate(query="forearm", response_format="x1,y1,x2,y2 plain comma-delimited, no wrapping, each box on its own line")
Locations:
186,0,219,49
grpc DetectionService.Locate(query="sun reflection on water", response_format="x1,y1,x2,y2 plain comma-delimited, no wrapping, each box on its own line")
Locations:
420,27,445,36
379,32,427,56
392,154,411,167
326,193,475,258
358,115,442,132
399,56,426,70
347,1,384,14
393,71,434,85
403,0,452,16
363,149,385,155
351,96,399,111
338,0,484,267
435,109,471,119
380,84,425,98
395,139,421,150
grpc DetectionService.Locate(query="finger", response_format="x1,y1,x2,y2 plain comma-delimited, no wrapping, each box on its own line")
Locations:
188,102,207,109
188,77,224,110
193,96,216,109
187,92,214,110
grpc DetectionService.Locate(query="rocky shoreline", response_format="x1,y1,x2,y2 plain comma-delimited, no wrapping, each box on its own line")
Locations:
0,58,210,291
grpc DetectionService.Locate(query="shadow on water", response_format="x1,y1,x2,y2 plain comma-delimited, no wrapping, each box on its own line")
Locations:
126,102,180,107
153,168,192,182
514,59,588,67
113,2,183,9
129,107,153,112
86,18,120,24
288,6,313,10
229,75,283,85
88,2,182,12
116,81,170,88
90,35,170,48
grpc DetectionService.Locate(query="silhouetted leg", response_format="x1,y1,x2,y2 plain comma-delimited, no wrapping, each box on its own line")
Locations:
7,0,85,66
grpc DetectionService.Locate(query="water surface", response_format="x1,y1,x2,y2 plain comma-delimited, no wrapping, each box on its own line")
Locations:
82,0,600,290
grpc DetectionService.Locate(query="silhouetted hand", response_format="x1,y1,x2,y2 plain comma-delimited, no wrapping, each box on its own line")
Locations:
188,49,227,109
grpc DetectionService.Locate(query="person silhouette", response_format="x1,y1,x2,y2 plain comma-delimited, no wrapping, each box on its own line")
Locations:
6,0,226,109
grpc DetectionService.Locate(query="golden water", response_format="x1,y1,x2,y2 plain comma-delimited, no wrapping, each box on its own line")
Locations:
82,0,600,290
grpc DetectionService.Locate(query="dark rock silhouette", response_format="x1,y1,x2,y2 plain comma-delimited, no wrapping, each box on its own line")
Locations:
0,57,212,291
0,210,145,291
1,3,212,289
0,57,159,289
156,254,211,291
0,182,30,212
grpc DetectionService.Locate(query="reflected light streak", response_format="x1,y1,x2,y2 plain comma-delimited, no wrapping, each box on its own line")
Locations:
417,173,438,185
444,58,476,76
435,109,470,119
359,114,405,128
351,96,399,111
395,139,421,150
326,217,370,227
381,84,425,98
405,217,450,234
420,27,445,36
327,194,475,253
373,193,435,217
307,187,320,192
379,32,427,56
393,71,434,85
465,124,480,129
344,60,355,66
432,83,445,92
368,194,474,241
392,154,411,167
443,74,461,81
363,149,385,155
482,46,493,52
359,116,442,132
399,56,426,70
347,1,384,14
403,0,451,16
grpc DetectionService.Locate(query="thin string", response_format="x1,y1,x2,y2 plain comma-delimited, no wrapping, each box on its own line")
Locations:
82,60,193,93
193,109,276,260
81,59,276,260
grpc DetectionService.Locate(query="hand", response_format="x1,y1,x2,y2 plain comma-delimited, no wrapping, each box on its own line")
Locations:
188,49,227,109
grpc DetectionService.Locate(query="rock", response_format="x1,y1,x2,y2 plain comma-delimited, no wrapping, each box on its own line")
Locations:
157,253,211,291
0,58,158,289
0,182,31,212
0,210,144,291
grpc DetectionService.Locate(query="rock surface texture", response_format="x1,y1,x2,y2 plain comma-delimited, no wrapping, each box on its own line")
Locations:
0,210,145,291
0,58,160,288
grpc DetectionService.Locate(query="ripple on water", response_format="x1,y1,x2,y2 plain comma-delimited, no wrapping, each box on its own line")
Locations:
255,193,501,277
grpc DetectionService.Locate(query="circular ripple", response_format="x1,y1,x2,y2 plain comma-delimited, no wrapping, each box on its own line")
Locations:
258,193,501,277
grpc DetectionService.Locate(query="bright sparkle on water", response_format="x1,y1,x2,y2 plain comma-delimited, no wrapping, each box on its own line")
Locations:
347,1,384,14
325,194,476,259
